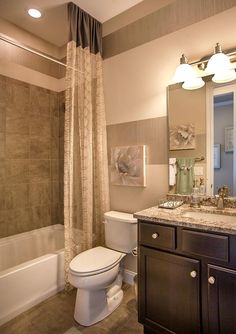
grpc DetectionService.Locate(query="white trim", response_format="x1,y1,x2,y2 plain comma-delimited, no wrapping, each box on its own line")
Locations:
123,269,136,285
206,82,214,196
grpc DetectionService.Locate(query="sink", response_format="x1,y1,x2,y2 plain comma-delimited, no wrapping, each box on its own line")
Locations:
182,210,236,224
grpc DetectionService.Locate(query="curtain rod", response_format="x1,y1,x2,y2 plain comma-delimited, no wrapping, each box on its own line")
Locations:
0,33,67,68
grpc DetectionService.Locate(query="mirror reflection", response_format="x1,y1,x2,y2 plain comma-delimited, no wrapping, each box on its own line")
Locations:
168,81,236,196
213,88,235,196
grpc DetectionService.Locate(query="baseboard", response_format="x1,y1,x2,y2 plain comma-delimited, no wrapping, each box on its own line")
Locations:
123,269,137,285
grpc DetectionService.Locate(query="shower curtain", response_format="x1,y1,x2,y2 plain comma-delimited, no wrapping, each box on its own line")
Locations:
64,2,110,289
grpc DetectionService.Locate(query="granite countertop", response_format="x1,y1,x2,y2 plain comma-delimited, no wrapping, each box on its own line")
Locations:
134,204,236,235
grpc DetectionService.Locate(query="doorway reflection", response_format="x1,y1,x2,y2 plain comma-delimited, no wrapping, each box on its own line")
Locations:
213,92,234,195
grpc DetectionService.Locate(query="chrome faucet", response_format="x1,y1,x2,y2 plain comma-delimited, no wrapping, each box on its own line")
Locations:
216,185,229,210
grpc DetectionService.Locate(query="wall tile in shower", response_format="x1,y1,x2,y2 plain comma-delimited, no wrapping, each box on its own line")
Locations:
29,182,51,207
29,136,51,159
29,160,51,183
6,134,29,159
5,183,29,210
0,74,64,237
5,160,29,184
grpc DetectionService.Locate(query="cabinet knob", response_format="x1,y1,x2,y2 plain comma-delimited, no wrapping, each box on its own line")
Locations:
152,233,159,239
190,270,197,278
208,276,216,285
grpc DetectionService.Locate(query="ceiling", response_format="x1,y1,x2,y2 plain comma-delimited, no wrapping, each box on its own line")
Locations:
0,0,144,46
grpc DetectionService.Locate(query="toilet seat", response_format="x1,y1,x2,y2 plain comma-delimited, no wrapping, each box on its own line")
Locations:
69,246,124,277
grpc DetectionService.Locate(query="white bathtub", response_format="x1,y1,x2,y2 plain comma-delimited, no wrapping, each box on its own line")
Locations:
0,224,65,325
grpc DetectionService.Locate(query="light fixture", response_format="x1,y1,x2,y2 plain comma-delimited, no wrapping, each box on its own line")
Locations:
206,43,232,74
173,43,236,90
173,54,205,90
173,54,195,83
28,8,42,19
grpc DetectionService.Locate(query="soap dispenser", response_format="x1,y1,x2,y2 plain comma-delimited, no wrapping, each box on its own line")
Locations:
199,177,205,196
191,179,199,208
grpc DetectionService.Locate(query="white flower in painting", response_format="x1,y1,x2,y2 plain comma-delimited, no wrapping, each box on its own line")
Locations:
111,146,145,186
170,123,195,150
115,147,141,176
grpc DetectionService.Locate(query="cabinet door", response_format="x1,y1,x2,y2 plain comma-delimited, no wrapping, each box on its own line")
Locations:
139,247,201,334
208,265,236,334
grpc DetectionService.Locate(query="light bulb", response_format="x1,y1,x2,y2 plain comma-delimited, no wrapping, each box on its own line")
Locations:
28,8,42,19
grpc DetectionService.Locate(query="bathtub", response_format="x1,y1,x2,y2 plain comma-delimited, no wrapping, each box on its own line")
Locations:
0,224,64,325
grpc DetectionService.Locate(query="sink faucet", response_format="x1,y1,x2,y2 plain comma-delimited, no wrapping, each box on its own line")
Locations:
216,185,229,210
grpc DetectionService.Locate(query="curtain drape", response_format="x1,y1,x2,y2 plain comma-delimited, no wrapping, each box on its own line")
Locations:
64,2,110,289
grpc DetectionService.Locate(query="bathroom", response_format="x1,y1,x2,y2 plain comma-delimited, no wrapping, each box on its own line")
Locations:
0,1,236,333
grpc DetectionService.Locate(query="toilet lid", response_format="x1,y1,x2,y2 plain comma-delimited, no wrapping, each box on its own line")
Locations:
69,246,124,276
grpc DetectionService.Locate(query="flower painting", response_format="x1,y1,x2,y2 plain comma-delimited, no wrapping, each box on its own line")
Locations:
110,145,146,186
169,123,195,150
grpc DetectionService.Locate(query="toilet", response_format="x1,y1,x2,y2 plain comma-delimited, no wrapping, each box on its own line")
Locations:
68,211,137,326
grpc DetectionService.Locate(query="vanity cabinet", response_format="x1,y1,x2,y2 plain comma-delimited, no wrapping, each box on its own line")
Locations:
139,247,201,334
207,265,236,334
138,220,236,334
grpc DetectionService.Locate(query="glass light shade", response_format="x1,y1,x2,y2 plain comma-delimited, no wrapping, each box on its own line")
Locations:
206,52,232,74
182,77,205,90
173,63,195,83
212,69,236,83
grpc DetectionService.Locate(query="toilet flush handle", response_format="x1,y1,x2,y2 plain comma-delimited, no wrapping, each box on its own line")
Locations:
132,247,137,256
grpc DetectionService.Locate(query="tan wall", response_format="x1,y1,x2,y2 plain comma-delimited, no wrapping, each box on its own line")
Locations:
103,0,236,59
0,18,66,92
103,6,236,272
0,18,61,58
103,0,175,36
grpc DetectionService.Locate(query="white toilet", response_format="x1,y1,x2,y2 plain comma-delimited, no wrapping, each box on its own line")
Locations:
68,211,137,326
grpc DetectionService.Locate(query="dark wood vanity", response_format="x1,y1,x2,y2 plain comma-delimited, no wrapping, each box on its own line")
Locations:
136,212,236,334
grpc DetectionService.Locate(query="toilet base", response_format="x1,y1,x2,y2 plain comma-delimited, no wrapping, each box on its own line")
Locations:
74,287,123,326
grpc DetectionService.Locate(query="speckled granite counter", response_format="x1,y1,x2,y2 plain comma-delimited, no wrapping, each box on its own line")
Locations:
134,204,236,235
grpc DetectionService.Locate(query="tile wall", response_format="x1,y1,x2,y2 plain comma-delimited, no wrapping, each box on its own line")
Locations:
0,74,64,237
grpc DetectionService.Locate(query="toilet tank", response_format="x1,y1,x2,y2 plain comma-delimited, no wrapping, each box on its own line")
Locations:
104,211,137,253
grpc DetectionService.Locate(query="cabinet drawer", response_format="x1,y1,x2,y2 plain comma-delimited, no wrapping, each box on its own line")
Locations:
182,229,229,261
139,222,176,250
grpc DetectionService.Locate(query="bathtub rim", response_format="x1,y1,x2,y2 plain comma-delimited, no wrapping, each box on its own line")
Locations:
0,223,64,246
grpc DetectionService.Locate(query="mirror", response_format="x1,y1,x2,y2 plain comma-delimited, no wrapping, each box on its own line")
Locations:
167,80,236,196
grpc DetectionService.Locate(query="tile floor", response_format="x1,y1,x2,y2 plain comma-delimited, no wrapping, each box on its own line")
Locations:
0,284,143,334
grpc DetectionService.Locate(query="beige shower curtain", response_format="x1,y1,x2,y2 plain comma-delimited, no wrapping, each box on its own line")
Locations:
64,3,110,289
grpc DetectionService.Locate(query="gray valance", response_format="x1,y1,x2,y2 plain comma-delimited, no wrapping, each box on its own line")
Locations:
68,2,102,55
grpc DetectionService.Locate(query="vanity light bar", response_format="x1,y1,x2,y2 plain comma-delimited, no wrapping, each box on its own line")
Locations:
190,46,236,71
174,43,236,89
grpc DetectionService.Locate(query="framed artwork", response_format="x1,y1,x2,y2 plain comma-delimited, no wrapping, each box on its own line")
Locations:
110,145,146,187
169,123,195,150
214,144,221,169
225,127,234,152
